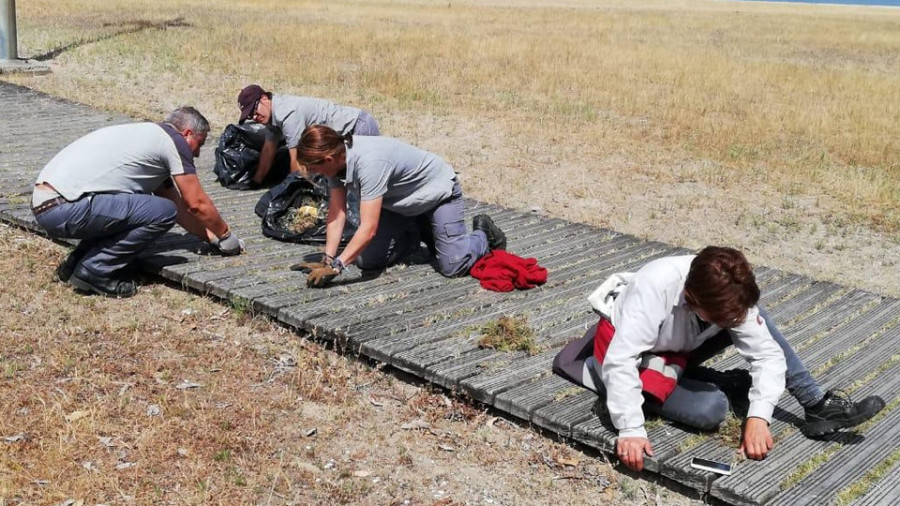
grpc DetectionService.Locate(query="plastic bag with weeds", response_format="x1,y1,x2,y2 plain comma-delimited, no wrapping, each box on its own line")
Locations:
212,123,291,190
254,173,360,244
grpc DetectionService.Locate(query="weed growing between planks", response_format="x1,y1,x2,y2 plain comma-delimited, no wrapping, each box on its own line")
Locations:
477,315,539,355
834,445,900,505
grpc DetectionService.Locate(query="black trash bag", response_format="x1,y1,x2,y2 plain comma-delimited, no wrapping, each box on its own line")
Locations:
213,123,291,190
254,173,361,244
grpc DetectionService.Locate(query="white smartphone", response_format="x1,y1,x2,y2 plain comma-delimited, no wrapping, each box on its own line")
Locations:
690,457,733,476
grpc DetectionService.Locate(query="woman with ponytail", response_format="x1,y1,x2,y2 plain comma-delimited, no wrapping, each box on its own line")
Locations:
294,125,506,287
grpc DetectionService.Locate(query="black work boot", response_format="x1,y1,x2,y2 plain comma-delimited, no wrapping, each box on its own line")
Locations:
472,214,507,251
69,266,137,298
802,390,885,437
56,251,79,283
55,247,87,282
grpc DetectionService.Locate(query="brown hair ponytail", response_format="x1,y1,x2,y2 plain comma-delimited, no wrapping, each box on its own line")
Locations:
297,125,352,165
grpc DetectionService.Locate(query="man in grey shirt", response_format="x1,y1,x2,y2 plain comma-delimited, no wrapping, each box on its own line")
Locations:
236,84,381,186
32,107,243,298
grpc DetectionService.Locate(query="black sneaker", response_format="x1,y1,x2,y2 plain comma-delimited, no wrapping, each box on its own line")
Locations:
69,266,137,298
472,214,507,251
802,390,885,437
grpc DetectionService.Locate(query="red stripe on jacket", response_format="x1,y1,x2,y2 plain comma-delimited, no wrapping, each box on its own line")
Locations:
592,318,689,403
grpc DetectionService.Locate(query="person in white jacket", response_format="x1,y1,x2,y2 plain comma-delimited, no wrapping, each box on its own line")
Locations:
591,246,884,472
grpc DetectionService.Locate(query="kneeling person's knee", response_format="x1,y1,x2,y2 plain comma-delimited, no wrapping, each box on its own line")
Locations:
659,379,730,430
692,391,730,430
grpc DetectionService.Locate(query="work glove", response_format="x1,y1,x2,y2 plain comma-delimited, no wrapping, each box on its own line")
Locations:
290,260,327,273
290,253,334,272
306,266,338,288
210,230,244,256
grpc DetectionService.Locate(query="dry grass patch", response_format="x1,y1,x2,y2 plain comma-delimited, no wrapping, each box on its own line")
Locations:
477,315,539,355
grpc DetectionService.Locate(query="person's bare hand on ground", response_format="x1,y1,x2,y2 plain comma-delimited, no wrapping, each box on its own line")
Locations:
617,436,654,471
740,417,774,460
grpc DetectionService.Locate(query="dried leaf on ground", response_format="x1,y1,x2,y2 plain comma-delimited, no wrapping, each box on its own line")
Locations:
401,419,431,430
175,380,204,390
64,410,90,423
556,457,581,468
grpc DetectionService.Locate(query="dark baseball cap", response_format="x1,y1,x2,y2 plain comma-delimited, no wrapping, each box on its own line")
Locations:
237,84,267,124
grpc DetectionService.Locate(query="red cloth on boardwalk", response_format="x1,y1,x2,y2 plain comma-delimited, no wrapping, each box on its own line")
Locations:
470,250,548,292
592,318,690,403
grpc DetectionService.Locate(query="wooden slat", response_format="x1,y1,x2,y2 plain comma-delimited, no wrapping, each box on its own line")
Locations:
706,354,900,505
766,403,900,506
849,459,900,506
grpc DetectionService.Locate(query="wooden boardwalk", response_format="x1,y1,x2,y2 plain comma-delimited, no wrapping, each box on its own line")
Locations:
1,81,897,505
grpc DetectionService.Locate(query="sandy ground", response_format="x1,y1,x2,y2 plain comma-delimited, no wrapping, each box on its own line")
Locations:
377,108,900,299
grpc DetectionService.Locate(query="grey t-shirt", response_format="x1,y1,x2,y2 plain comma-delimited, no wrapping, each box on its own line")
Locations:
35,122,196,201
329,136,456,216
267,94,361,148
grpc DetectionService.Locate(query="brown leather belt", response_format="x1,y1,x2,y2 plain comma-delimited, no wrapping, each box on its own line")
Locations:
32,196,69,215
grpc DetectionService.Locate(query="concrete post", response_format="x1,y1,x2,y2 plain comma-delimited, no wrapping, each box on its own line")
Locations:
0,0,50,74
0,0,18,60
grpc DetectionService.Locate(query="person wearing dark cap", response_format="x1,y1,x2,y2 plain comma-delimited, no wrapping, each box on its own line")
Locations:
32,107,244,298
237,84,380,186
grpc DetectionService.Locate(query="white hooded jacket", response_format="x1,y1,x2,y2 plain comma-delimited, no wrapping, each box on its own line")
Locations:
591,255,787,439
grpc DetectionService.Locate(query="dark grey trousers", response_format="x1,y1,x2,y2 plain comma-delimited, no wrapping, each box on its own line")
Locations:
355,181,489,277
34,193,177,277
352,110,381,136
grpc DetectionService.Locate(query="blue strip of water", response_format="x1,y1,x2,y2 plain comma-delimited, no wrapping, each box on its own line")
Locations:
739,0,900,6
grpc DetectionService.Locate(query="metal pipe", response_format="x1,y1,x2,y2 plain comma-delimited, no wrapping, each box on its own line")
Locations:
1,0,18,60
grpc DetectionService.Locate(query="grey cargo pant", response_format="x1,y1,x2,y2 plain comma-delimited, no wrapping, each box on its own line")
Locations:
34,193,177,278
355,181,488,277
352,110,381,136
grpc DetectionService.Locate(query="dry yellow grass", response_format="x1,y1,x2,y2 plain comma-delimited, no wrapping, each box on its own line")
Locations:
8,0,900,228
